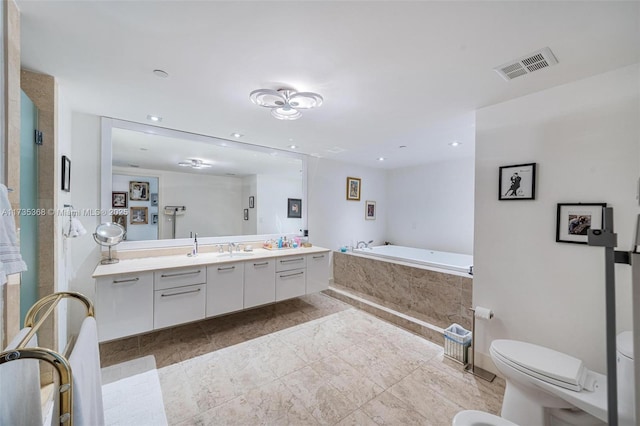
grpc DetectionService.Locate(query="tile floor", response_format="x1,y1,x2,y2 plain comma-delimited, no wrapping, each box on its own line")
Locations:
100,293,505,425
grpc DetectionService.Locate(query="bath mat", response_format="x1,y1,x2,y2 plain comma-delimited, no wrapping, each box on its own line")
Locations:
102,356,168,426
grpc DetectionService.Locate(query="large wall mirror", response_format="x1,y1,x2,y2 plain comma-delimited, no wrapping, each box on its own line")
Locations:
101,118,307,248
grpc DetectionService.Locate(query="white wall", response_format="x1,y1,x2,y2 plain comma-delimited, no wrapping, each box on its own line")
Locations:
387,158,475,254
256,174,303,235
307,157,388,252
473,64,640,373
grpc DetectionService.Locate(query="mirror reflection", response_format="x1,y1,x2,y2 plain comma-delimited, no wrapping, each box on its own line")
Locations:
109,126,305,242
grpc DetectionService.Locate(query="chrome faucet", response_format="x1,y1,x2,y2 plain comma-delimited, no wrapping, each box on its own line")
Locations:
228,242,237,254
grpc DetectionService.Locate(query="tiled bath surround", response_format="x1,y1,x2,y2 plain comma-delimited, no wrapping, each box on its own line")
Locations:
101,293,504,425
332,251,473,332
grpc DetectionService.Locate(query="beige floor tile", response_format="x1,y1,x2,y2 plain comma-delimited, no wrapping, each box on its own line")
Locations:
335,345,409,389
335,409,378,426
310,355,384,408
281,366,356,425
362,391,431,426
158,363,201,425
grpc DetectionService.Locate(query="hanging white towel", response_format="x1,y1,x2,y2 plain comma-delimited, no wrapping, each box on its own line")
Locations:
68,316,105,426
0,327,43,426
0,184,27,285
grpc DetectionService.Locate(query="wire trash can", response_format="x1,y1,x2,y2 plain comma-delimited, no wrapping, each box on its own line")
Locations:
444,323,472,364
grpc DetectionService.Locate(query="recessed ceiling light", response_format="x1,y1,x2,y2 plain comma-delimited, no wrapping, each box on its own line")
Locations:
140,148,148,151
398,145,407,149
449,141,461,147
147,115,162,122
153,69,169,78
178,159,212,169
231,132,243,138
128,164,140,168
289,145,298,149
378,157,385,161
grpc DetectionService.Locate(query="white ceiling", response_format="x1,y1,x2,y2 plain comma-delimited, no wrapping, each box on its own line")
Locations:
17,1,640,169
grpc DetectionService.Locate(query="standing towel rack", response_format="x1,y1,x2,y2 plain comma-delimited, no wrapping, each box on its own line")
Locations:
0,291,94,426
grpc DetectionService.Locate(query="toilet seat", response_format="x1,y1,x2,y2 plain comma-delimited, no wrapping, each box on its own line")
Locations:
452,410,519,426
490,340,587,391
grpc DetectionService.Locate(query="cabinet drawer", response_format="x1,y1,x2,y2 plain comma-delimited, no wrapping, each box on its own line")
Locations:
154,267,206,290
95,272,154,342
275,255,307,272
276,268,306,301
154,284,206,329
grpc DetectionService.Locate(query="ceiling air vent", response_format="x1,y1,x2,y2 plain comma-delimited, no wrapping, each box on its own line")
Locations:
494,47,558,81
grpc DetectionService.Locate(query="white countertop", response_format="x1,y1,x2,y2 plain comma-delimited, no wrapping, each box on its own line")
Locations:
92,246,331,278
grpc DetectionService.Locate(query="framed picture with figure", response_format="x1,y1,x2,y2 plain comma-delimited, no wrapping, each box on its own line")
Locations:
129,181,149,201
346,177,361,201
365,200,376,220
112,192,127,208
288,198,302,218
499,163,536,201
130,207,148,225
62,156,71,192
556,203,606,244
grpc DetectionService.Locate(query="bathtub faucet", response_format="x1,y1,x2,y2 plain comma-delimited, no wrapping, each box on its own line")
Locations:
356,240,374,249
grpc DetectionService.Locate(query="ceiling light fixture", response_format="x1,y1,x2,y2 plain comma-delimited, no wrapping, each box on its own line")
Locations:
231,132,243,138
289,145,298,149
250,88,323,120
178,159,212,169
449,141,461,147
147,115,162,122
378,157,385,161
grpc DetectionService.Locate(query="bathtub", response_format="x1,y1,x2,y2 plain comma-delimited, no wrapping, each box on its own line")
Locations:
352,245,473,274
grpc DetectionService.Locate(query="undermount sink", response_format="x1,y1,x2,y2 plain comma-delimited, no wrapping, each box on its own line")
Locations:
216,252,255,258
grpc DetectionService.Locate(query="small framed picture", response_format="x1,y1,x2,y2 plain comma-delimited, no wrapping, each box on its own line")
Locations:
346,177,361,201
112,192,128,208
61,155,71,192
499,163,536,201
243,209,249,221
129,181,149,201
150,193,158,206
249,196,255,209
130,206,148,225
288,198,302,218
556,203,606,244
365,200,376,220
112,214,127,236
151,213,158,225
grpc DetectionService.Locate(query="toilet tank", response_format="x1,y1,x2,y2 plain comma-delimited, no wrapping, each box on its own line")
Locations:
617,331,635,426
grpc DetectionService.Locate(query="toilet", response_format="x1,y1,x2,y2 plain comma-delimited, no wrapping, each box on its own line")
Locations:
453,332,635,426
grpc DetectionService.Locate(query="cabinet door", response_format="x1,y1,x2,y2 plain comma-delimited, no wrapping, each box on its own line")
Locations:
95,272,154,342
206,263,244,317
276,268,306,301
243,259,276,309
306,252,330,293
154,284,206,329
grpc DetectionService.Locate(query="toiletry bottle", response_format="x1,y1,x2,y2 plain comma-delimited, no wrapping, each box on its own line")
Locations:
192,233,198,256
278,237,283,249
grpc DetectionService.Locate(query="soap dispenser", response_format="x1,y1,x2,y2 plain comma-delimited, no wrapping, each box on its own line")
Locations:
192,233,198,256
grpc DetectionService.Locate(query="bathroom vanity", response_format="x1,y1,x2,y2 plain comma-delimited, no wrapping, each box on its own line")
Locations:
92,247,331,342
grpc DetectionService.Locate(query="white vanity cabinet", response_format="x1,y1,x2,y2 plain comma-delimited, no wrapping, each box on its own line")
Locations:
153,267,206,329
244,259,276,308
275,255,307,301
306,252,330,293
206,262,244,317
95,271,154,342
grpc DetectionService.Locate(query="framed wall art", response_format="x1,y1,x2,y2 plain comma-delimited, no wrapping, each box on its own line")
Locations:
112,192,128,208
130,206,148,225
61,155,71,192
244,209,249,221
129,181,149,201
346,177,361,201
288,198,302,218
249,196,255,208
556,203,606,244
499,163,536,201
365,200,376,220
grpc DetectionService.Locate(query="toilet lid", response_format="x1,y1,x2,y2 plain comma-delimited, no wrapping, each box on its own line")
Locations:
491,340,586,391
453,410,519,426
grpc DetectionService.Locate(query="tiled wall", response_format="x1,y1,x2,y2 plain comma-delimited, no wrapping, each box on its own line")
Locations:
333,252,472,330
